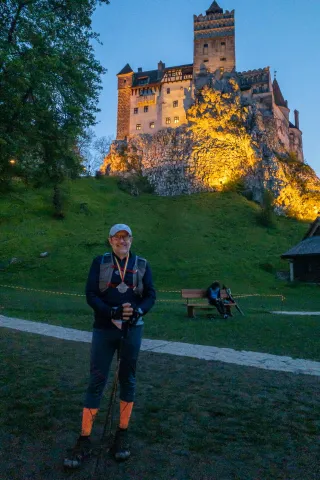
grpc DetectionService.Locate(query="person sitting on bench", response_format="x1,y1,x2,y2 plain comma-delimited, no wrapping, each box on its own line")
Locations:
207,281,232,319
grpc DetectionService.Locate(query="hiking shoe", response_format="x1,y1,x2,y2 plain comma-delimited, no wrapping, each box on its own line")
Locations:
223,314,228,319
112,428,131,461
63,435,93,469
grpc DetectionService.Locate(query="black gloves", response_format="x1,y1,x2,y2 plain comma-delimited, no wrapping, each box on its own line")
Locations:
130,307,143,325
111,305,143,324
111,305,124,320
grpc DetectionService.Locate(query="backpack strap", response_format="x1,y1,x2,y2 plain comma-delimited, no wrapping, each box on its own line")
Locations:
99,252,114,292
132,255,147,296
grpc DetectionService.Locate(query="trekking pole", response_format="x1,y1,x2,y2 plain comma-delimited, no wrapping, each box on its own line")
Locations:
92,323,128,477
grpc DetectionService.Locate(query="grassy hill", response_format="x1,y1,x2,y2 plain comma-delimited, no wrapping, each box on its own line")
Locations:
0,176,308,292
1,177,320,360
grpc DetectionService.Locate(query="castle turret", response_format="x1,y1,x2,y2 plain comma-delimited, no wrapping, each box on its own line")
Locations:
116,64,134,140
294,109,300,130
272,77,290,120
193,1,235,78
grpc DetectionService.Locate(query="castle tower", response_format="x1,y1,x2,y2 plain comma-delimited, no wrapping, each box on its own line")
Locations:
116,64,134,140
193,1,235,78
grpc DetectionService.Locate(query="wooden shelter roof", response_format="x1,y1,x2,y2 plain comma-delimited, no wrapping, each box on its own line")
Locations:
303,216,320,240
281,237,320,258
281,217,320,258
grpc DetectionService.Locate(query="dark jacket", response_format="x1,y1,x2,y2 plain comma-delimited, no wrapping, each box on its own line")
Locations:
85,251,156,329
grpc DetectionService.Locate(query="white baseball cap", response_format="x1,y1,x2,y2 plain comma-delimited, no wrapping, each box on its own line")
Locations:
109,223,132,237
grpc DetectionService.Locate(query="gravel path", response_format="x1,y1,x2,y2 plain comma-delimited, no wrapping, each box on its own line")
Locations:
1,314,320,377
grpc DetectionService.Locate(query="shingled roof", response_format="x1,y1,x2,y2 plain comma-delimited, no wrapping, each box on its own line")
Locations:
273,78,287,108
303,216,320,240
131,64,193,88
206,1,223,14
281,237,320,258
132,69,160,87
117,64,133,76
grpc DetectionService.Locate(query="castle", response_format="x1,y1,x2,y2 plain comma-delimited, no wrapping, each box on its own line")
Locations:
116,1,303,162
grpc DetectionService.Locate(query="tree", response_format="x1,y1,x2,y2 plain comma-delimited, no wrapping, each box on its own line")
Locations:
77,129,113,175
0,0,110,192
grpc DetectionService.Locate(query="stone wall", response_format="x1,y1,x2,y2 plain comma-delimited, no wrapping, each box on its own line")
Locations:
116,74,132,140
103,80,320,221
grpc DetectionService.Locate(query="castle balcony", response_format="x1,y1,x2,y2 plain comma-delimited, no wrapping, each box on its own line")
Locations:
135,94,157,108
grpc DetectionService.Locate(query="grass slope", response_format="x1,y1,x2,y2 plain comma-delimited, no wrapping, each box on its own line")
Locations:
1,178,320,360
0,177,308,292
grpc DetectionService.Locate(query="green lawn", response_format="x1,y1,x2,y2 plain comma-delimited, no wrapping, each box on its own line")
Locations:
1,286,320,361
0,177,309,293
1,180,319,479
0,328,319,480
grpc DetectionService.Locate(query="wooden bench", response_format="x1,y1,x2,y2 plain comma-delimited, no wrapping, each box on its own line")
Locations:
181,288,244,318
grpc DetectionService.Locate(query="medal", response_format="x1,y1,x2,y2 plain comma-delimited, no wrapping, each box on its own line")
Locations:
117,282,128,293
114,255,129,294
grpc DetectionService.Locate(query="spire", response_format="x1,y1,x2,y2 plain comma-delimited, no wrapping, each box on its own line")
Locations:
117,63,133,76
272,78,287,108
206,1,223,15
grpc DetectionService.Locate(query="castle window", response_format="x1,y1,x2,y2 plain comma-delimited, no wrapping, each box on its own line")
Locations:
123,80,127,84
134,108,138,114
150,122,155,129
203,59,209,63
165,117,171,125
173,100,178,107
203,43,208,55
174,116,179,124
221,41,226,46
144,106,149,113
136,124,141,130
220,57,226,61
140,89,152,96
138,77,148,85
167,88,170,94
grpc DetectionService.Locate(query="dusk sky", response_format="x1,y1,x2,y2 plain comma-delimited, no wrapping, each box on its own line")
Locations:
91,0,320,176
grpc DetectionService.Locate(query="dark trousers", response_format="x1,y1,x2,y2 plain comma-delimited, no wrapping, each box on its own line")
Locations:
84,326,143,409
209,299,231,316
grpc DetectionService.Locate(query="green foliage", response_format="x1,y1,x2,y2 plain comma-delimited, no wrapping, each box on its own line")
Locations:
0,0,109,190
259,262,275,274
223,178,246,193
256,189,276,228
117,174,154,196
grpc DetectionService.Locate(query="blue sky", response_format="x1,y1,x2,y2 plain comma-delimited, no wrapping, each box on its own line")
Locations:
91,0,320,176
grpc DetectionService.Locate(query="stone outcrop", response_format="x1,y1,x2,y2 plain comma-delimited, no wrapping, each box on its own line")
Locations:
102,78,320,221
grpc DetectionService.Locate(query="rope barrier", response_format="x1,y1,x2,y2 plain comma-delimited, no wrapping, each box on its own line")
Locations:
0,284,285,301
0,284,85,297
232,293,285,301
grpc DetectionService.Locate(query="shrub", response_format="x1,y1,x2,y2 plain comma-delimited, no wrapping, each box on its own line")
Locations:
117,174,154,196
256,189,275,228
259,262,275,274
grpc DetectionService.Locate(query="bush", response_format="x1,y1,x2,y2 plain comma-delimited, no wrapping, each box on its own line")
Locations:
256,189,275,228
223,178,246,194
259,262,275,274
117,174,154,196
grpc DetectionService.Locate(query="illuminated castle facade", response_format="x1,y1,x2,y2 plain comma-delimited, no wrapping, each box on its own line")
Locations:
116,1,303,162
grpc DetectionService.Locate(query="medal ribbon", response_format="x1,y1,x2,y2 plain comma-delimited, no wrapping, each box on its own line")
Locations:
114,255,129,285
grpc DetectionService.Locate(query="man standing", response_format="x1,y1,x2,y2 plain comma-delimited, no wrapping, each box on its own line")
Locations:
64,224,156,468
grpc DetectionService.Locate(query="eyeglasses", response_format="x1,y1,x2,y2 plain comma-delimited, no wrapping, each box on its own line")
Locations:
112,235,131,242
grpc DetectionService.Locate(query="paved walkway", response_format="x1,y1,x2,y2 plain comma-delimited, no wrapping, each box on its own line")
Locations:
1,314,320,377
